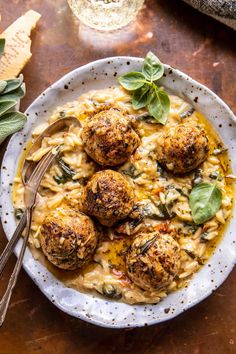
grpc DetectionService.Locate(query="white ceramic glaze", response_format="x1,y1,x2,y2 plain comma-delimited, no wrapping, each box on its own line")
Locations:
0,57,236,328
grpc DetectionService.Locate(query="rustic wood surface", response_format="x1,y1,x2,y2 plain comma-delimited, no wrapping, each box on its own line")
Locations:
0,0,236,353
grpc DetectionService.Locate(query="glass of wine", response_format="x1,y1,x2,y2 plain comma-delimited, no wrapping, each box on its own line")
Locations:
67,0,145,31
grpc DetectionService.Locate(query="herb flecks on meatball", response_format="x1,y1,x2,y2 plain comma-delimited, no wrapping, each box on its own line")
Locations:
156,123,209,174
82,170,134,227
126,232,181,291
81,108,140,166
40,208,98,270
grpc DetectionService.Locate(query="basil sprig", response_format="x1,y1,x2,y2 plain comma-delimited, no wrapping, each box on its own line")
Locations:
0,40,27,145
189,181,222,225
118,52,170,124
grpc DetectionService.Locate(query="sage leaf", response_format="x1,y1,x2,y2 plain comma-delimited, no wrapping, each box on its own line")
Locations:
0,80,7,94
132,84,150,110
0,100,17,117
3,74,24,94
0,111,27,144
189,182,222,225
0,38,5,55
142,51,164,82
118,72,146,91
0,83,26,103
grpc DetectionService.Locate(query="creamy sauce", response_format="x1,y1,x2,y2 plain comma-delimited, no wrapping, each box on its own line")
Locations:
13,87,234,304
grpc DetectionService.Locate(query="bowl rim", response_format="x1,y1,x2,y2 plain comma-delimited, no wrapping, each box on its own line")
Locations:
1,55,236,328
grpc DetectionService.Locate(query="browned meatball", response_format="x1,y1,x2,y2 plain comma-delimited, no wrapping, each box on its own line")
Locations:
126,232,181,291
81,108,140,166
156,123,209,174
82,170,134,227
39,208,98,270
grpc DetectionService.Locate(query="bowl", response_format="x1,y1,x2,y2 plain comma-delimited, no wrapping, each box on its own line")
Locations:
0,56,236,328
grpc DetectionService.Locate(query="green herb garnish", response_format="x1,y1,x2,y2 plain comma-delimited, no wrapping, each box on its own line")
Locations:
189,181,222,225
53,156,75,184
0,39,27,144
102,284,122,300
14,207,24,220
118,52,170,125
140,235,157,254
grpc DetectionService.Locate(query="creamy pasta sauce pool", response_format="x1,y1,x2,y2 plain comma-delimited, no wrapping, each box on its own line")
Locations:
13,87,234,304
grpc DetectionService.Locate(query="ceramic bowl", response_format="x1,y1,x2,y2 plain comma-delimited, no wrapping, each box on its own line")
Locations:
1,57,236,328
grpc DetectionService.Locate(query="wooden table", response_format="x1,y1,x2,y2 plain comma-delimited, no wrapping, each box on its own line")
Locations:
0,1,236,353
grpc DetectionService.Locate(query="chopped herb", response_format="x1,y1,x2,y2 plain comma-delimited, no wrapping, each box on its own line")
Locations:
184,222,198,233
192,169,203,186
59,111,66,118
180,106,195,119
102,284,122,300
121,164,141,179
159,202,176,219
201,232,210,241
184,249,196,259
140,235,157,254
53,156,75,184
209,171,222,181
213,147,228,155
14,208,24,220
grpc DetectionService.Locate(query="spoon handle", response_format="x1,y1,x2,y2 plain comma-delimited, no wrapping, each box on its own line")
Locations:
0,208,32,326
0,211,27,276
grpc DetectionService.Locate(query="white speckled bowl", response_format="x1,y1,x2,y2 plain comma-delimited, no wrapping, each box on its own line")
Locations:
1,57,236,328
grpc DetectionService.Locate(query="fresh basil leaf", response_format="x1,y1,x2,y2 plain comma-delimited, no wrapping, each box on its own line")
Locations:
158,89,170,121
3,74,24,94
132,84,151,110
146,89,164,124
118,72,146,91
0,100,17,117
189,182,222,225
0,111,27,144
0,80,7,94
0,83,26,103
0,38,5,55
142,52,164,82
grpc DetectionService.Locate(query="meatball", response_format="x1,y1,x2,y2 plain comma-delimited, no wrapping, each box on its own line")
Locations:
39,208,98,270
82,170,134,227
81,108,140,166
156,123,209,174
126,232,181,291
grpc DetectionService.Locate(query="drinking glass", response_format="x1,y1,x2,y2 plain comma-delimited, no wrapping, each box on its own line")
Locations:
67,0,145,31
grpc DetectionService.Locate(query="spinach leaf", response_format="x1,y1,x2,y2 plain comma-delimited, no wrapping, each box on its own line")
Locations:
142,51,164,82
189,182,222,225
118,72,146,91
